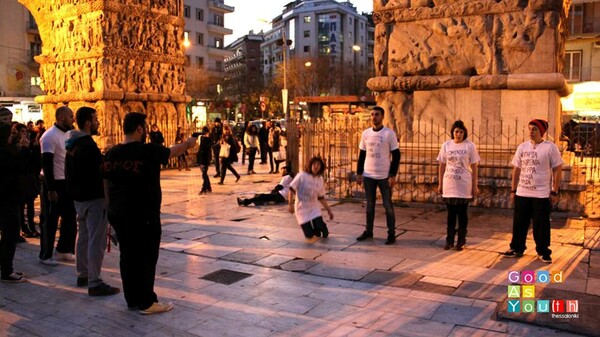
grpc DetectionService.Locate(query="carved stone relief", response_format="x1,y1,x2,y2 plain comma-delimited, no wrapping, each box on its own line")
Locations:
18,0,189,148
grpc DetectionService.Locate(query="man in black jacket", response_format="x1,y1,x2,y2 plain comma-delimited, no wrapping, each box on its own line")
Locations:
65,107,119,296
209,118,223,177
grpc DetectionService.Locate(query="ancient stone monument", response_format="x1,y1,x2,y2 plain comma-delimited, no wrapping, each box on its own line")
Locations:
18,0,188,148
367,0,571,142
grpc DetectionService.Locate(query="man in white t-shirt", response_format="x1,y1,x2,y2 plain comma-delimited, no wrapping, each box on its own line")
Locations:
39,106,77,266
504,119,563,263
356,106,401,245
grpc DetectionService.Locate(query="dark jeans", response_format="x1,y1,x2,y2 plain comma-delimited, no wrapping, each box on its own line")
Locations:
19,198,36,233
267,147,274,172
510,196,552,256
39,179,77,260
212,145,221,176
244,192,285,206
247,147,258,172
200,165,211,192
110,215,160,310
300,216,329,238
220,157,240,183
363,177,395,235
260,142,268,163
446,203,468,245
0,202,19,278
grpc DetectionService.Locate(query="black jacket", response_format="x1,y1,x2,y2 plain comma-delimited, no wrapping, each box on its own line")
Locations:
65,132,104,201
196,135,212,165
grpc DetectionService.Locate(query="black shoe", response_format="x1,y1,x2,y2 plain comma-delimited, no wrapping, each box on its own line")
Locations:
237,198,245,206
77,277,88,287
213,174,220,178
443,244,454,250
538,254,552,263
455,244,464,251
88,283,120,297
356,231,373,241
217,182,224,185
321,224,329,238
235,176,241,182
385,235,396,245
504,250,523,258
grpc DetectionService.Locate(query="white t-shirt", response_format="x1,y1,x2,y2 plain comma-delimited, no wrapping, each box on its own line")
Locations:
359,127,399,179
278,175,293,198
437,139,480,199
289,171,326,225
40,125,68,180
511,140,564,198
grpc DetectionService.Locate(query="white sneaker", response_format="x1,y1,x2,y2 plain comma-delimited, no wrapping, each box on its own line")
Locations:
54,251,75,262
39,258,60,266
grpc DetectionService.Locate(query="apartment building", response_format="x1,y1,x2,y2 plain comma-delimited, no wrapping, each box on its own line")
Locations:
183,0,234,99
0,1,42,105
261,0,373,96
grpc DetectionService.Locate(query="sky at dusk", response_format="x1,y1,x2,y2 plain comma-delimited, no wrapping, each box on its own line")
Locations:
224,0,374,45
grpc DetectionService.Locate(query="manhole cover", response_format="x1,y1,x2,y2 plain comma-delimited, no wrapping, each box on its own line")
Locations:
200,269,253,285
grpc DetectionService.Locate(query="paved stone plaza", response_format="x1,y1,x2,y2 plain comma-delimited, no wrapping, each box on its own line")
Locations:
1,163,598,337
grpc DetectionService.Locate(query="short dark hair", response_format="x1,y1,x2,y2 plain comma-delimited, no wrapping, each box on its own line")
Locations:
123,112,147,135
202,126,210,134
450,120,468,139
372,106,385,116
76,107,96,130
55,106,72,119
304,156,326,176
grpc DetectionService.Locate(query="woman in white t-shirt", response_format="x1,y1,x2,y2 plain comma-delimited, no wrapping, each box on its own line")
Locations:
288,157,334,240
437,120,480,251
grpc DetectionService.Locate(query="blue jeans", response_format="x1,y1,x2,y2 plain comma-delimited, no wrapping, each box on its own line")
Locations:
363,177,395,235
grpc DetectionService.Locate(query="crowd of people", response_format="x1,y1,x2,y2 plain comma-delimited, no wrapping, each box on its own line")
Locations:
0,105,563,317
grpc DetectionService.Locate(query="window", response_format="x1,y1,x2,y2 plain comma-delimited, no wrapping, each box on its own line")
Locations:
184,5,190,18
360,22,364,29
304,16,311,23
563,51,582,81
216,61,223,71
215,15,223,27
304,45,310,52
215,38,222,48
304,30,310,37
196,9,204,21
197,33,204,45
197,57,204,68
567,4,583,35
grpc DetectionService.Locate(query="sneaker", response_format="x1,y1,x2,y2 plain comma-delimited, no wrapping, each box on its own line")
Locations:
385,235,396,245
455,244,464,251
77,277,88,287
356,231,373,241
443,244,454,250
538,254,552,263
503,250,523,258
39,258,60,266
55,252,75,262
1,273,27,283
88,283,120,297
139,302,174,315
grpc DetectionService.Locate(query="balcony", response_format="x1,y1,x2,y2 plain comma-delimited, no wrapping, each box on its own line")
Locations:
208,46,233,58
208,0,234,13
208,22,233,35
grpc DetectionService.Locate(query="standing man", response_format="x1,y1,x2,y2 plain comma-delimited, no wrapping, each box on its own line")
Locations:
39,106,77,266
210,117,223,177
258,121,269,164
65,107,119,296
504,119,563,263
356,106,401,245
104,112,197,315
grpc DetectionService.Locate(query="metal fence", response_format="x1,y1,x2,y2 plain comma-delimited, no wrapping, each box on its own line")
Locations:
300,115,600,216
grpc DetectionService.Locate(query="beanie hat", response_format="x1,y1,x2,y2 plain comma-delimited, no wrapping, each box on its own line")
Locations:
214,117,221,123
529,119,548,135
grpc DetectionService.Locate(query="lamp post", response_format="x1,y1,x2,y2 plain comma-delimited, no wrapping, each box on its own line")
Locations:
277,28,297,173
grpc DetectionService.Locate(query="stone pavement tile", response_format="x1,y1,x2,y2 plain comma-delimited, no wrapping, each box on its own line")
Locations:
170,229,215,241
453,281,508,302
315,250,404,270
281,259,320,272
325,324,396,337
447,326,509,337
394,230,443,245
145,326,198,337
252,275,322,297
161,239,204,252
411,280,457,295
365,293,441,319
200,300,277,325
255,254,296,267
420,276,463,288
221,249,272,264
584,228,600,250
12,315,102,337
552,228,586,245
156,250,214,273
199,280,268,303
248,292,323,315
254,312,338,337
269,243,329,259
586,278,600,296
198,232,287,249
368,312,455,337
408,289,475,307
184,242,241,258
306,263,376,281
391,258,506,286
430,303,508,333
361,270,423,287
437,248,504,268
305,301,385,329
186,312,275,337
506,322,587,337
307,284,380,308
156,271,214,290
161,223,200,233
445,237,507,253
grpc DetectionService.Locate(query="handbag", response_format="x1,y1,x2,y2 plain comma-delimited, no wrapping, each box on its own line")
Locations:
219,143,230,158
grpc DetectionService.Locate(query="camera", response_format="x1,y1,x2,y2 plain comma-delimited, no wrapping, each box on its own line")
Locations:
191,132,202,137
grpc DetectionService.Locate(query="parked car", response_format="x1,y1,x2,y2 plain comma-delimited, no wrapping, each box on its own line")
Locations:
562,120,600,156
